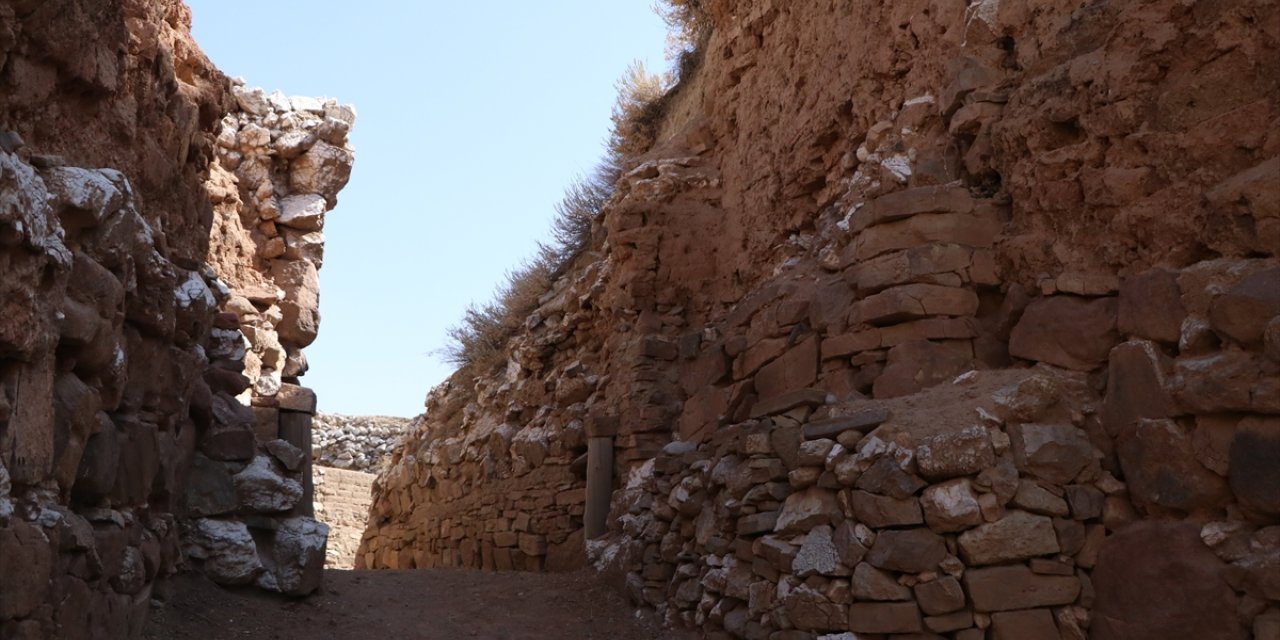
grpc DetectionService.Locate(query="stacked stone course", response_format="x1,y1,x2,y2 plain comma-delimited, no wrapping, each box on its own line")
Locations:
312,413,414,472
0,3,355,636
313,467,375,568
364,0,1277,637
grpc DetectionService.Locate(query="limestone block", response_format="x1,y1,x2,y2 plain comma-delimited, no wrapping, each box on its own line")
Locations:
234,455,303,513
183,518,264,586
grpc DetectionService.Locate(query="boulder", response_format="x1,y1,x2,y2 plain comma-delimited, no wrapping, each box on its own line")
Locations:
783,584,847,631
183,518,263,586
852,562,911,601
233,455,303,514
260,517,328,596
792,525,841,577
991,609,1059,640
1090,521,1244,640
914,576,965,615
1009,296,1118,370
1118,419,1231,512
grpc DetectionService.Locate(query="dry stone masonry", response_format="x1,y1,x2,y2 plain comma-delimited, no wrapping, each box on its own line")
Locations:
0,2,354,637
313,467,376,569
363,1,1279,639
312,413,415,473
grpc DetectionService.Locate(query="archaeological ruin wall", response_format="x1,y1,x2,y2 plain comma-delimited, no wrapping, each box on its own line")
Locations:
363,0,1278,638
0,2,353,637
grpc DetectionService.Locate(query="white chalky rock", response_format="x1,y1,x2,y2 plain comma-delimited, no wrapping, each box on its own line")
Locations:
277,194,327,231
42,167,124,221
233,455,302,513
183,519,263,585
792,525,841,577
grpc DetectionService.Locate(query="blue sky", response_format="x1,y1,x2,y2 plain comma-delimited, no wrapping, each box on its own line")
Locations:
186,2,669,417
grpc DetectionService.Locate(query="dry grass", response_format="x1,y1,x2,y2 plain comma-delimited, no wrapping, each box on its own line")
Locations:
443,2,712,374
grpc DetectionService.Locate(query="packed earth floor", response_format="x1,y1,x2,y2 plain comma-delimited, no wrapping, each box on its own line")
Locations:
142,569,693,640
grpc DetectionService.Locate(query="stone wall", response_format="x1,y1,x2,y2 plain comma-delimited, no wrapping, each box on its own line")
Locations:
313,413,414,473
313,466,375,569
0,2,353,637
363,0,1277,637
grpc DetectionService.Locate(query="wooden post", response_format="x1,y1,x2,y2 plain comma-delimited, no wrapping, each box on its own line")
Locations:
585,436,614,539
278,411,315,517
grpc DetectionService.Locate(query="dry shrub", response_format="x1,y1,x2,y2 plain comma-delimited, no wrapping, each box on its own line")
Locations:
656,0,711,55
443,2,713,375
608,62,669,158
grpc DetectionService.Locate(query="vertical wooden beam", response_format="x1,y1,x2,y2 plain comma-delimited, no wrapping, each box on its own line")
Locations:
278,411,314,517
585,436,614,540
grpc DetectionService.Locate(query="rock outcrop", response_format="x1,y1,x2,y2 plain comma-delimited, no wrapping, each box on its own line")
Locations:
0,1,353,637
361,1,1278,638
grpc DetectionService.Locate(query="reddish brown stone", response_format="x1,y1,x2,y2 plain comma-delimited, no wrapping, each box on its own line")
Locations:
1229,416,1280,518
991,609,1059,640
964,565,1081,612
0,520,53,619
754,337,819,401
848,601,923,634
848,212,1003,262
872,339,973,398
1102,340,1176,438
865,528,947,573
915,576,965,615
1210,267,1280,348
852,185,976,232
1117,418,1231,512
1091,521,1244,640
852,284,979,326
845,244,974,292
850,490,923,528
1118,268,1186,343
1009,296,1118,371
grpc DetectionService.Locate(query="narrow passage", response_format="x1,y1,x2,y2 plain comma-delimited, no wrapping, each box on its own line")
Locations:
143,569,689,640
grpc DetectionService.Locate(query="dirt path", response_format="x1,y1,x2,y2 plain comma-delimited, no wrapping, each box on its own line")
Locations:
143,569,690,640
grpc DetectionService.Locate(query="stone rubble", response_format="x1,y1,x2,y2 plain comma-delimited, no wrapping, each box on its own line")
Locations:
312,413,416,473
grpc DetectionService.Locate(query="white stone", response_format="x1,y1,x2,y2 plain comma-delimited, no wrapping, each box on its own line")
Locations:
42,167,123,221
277,194,327,231
232,85,271,116
289,96,325,113
183,518,264,585
233,455,302,513
792,525,841,577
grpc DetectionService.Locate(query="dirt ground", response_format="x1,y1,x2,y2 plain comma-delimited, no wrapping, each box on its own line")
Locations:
143,569,693,640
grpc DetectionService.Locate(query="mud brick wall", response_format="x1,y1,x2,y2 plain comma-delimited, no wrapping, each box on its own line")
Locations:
313,466,375,569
